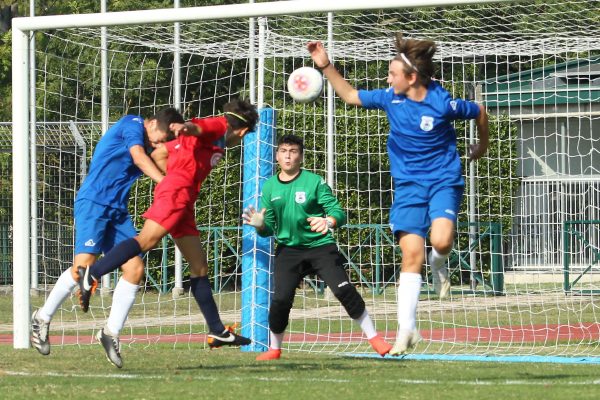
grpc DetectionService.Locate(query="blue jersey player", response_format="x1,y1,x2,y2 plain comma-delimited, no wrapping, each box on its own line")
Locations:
308,33,489,356
30,108,184,366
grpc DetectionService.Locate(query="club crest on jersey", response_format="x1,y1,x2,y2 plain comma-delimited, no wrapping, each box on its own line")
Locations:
450,100,458,111
295,191,306,204
210,153,223,167
420,116,434,132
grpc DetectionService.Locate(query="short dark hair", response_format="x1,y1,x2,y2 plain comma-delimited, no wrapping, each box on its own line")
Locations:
149,107,185,140
223,99,259,132
277,134,304,154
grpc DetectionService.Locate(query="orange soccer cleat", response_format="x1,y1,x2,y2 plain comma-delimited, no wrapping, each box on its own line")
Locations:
368,335,393,356
256,348,282,361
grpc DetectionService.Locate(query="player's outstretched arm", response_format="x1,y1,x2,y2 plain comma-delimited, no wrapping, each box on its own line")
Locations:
130,144,165,183
307,41,362,106
469,104,489,161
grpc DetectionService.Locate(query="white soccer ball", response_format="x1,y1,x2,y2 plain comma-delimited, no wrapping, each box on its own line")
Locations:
287,67,324,103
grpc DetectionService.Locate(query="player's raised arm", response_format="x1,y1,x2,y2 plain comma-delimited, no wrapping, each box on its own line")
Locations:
130,145,164,183
307,41,362,106
469,104,490,161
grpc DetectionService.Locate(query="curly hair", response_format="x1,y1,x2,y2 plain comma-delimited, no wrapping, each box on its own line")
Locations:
393,33,437,86
223,99,259,132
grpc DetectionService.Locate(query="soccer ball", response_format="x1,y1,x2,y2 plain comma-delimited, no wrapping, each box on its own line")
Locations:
287,67,324,103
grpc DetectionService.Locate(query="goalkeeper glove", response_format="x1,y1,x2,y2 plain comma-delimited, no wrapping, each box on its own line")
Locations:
242,205,266,229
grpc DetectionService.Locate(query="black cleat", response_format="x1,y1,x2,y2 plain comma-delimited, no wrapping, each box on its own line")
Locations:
30,310,50,355
76,266,97,313
97,328,123,368
207,324,251,349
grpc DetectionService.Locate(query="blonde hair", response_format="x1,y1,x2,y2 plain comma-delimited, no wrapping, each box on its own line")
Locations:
393,33,436,86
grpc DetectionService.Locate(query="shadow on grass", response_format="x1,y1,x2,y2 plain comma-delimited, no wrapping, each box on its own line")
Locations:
173,355,403,372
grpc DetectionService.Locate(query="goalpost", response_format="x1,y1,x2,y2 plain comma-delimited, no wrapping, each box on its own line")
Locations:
11,0,600,361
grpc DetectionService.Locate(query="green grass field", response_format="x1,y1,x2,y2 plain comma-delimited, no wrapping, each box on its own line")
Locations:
3,289,600,399
2,343,600,399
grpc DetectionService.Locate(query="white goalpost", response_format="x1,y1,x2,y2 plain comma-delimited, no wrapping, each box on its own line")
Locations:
10,0,600,362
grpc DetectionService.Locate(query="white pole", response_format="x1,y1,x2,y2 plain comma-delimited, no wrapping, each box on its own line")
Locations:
12,26,31,349
469,118,477,290
173,0,184,297
100,0,111,294
257,17,265,109
29,0,38,294
248,0,256,104
101,0,109,140
561,121,567,175
469,83,481,290
325,13,334,188
12,0,516,31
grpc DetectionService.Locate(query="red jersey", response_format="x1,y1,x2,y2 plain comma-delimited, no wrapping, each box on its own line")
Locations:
162,116,227,198
143,116,228,238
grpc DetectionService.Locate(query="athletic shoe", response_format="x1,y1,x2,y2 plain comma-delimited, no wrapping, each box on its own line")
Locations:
76,266,97,313
389,329,422,356
30,310,50,355
431,264,451,299
207,324,251,348
368,335,392,356
96,328,123,368
256,348,282,361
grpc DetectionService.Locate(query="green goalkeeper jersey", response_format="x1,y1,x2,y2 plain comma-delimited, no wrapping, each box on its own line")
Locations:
258,169,346,248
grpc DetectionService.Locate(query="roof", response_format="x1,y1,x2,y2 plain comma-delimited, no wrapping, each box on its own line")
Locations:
482,57,600,108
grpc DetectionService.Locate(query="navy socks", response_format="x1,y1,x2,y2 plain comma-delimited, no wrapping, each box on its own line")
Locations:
190,276,225,334
89,238,142,280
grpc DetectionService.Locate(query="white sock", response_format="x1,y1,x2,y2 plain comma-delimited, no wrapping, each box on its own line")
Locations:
38,268,77,322
396,272,422,332
106,278,139,336
354,309,377,339
269,331,284,350
429,247,449,271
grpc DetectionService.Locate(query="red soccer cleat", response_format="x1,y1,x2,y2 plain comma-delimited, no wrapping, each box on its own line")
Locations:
368,335,392,356
256,348,282,361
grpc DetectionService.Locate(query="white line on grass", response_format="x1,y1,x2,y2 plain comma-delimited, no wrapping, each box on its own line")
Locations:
3,370,600,385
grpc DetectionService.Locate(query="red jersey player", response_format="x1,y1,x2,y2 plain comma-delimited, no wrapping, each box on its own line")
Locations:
78,99,258,367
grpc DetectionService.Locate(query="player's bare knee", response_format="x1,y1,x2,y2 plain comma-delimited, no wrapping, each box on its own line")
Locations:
134,235,159,252
430,224,454,254
430,238,453,255
122,264,144,284
401,248,425,270
331,284,365,320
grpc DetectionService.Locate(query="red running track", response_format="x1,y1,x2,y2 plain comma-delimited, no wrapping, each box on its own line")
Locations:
3,323,600,345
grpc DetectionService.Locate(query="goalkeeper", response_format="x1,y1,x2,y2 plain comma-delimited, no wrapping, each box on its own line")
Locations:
77,99,258,367
30,108,184,359
242,134,392,361
308,33,489,355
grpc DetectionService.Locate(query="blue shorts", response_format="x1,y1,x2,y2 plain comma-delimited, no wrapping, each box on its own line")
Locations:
74,199,138,255
389,179,464,238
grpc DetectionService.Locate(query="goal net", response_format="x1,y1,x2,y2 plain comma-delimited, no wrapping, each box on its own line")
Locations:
9,0,600,358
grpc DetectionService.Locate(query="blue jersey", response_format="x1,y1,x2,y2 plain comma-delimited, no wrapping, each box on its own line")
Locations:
358,81,480,182
76,115,146,211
